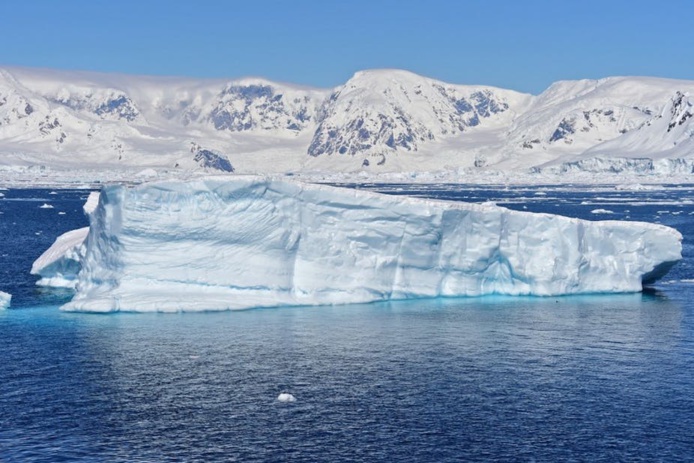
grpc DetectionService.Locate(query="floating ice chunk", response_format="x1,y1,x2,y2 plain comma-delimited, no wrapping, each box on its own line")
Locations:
591,209,614,214
0,291,10,309
277,393,296,402
39,203,54,209
58,176,682,313
31,227,89,288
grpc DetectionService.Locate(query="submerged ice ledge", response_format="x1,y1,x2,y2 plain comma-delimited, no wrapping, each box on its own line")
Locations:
57,176,681,313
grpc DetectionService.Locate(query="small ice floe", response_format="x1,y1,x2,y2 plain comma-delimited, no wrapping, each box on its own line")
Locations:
39,203,54,209
0,291,11,309
49,191,58,195
591,208,614,214
277,392,296,403
58,211,66,215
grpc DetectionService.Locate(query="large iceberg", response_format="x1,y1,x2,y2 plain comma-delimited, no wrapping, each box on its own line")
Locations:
55,177,682,313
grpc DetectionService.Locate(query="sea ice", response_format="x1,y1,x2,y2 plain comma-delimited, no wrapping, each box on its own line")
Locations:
591,209,614,214
0,291,11,309
55,176,681,313
277,393,296,402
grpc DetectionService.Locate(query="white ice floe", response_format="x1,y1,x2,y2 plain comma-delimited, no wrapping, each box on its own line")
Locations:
591,209,614,214
39,203,54,209
0,291,11,309
56,176,682,313
277,393,296,403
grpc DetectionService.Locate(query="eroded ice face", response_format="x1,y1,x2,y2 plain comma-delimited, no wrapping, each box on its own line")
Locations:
35,176,680,313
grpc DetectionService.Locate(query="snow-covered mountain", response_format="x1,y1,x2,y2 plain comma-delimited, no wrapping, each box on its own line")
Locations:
307,70,528,165
1,66,694,179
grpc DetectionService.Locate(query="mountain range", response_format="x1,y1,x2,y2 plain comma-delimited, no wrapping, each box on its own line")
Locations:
1,66,693,178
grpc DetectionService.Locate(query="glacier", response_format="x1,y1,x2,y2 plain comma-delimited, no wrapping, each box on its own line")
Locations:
0,291,10,309
56,177,682,313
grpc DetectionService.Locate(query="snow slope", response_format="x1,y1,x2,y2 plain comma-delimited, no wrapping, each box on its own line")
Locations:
2,67,694,180
537,90,694,174
61,177,681,313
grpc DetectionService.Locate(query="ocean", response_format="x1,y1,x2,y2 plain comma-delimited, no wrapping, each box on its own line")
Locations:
1,184,693,462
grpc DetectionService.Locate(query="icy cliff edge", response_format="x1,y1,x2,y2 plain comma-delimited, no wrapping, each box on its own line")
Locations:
62,177,682,312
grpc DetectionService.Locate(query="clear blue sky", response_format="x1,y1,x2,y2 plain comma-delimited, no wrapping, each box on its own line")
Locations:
1,0,691,94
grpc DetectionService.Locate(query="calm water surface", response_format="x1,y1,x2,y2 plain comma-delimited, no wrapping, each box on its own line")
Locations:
1,185,693,462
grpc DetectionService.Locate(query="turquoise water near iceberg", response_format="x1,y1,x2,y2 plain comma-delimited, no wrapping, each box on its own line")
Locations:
1,185,693,462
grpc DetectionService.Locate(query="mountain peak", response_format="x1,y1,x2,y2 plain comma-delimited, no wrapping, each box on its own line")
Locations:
1,66,694,177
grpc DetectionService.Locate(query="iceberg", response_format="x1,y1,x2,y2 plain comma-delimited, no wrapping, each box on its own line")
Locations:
31,227,89,288
31,192,100,288
0,291,10,309
59,177,681,312
277,393,297,403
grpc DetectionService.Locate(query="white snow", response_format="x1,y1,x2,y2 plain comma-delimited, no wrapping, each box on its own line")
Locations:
60,176,682,313
31,227,89,288
0,291,10,309
82,192,100,215
136,168,158,178
277,393,296,403
0,67,693,185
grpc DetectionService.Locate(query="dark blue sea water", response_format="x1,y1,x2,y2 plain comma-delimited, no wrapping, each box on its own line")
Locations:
1,185,694,462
